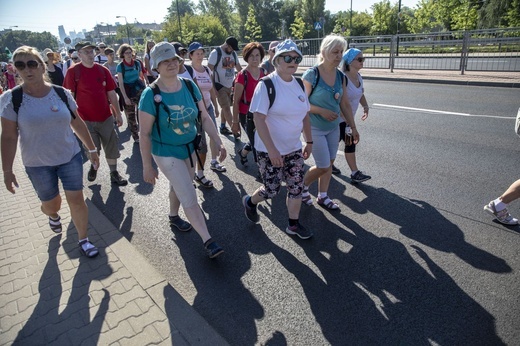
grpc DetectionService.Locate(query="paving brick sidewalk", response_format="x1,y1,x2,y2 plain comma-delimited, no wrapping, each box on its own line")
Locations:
0,154,228,345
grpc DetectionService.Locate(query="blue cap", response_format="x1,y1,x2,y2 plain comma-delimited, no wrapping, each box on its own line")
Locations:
273,39,303,61
188,42,203,54
343,48,362,65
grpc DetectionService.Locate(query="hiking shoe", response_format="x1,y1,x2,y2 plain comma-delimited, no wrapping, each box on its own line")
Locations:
220,126,232,135
169,215,192,232
285,223,313,240
205,240,224,258
49,215,62,233
331,165,341,175
484,201,518,225
242,195,260,223
87,164,97,182
351,171,371,183
110,171,128,186
210,161,227,172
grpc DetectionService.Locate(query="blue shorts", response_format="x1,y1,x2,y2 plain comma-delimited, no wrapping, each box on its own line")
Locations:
25,152,84,202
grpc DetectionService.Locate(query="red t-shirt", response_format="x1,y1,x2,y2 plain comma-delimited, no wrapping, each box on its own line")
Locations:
63,64,116,122
235,69,265,115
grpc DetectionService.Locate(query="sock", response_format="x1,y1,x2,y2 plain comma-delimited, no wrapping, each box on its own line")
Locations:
289,218,299,227
351,170,358,176
211,159,218,164
78,237,89,244
109,164,117,172
247,196,257,208
319,192,328,199
197,170,204,178
302,185,310,195
493,198,507,212
49,215,60,221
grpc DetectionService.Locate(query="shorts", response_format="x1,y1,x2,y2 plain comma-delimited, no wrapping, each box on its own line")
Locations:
311,125,340,168
84,117,121,159
25,152,83,202
216,86,232,109
257,150,305,199
339,122,356,153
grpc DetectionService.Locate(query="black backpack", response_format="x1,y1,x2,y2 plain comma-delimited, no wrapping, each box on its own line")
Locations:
11,85,75,119
260,76,305,110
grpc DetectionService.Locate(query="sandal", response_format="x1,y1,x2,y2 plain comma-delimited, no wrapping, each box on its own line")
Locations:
317,196,339,210
194,175,214,188
49,215,62,233
79,240,99,258
301,194,313,206
237,148,248,166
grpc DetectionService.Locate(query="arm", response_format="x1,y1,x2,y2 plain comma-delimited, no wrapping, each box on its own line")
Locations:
302,79,339,122
139,110,159,185
360,94,369,121
254,112,282,167
70,112,99,170
107,90,123,126
200,100,227,162
302,113,313,160
144,56,151,76
231,82,244,135
1,118,19,193
117,72,131,106
210,87,219,118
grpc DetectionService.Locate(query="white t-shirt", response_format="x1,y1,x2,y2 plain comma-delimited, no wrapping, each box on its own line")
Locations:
345,72,364,117
208,47,237,88
249,72,310,155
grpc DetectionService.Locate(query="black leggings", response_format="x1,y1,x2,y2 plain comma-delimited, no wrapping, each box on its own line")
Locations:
239,112,257,162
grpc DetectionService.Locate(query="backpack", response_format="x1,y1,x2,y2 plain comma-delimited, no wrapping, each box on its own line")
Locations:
308,66,347,98
11,85,75,119
238,69,266,106
72,63,107,99
150,77,203,167
118,60,142,81
260,76,305,110
212,47,238,84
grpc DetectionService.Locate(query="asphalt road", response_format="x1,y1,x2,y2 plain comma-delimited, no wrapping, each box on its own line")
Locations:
83,80,520,345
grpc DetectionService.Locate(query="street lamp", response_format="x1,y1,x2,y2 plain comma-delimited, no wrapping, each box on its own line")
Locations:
116,15,131,45
396,0,402,56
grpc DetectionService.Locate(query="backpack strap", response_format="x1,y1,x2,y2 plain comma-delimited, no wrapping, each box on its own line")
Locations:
308,66,320,98
180,77,204,168
11,85,23,115
52,85,76,119
241,70,249,105
185,65,194,79
260,76,276,110
295,77,305,93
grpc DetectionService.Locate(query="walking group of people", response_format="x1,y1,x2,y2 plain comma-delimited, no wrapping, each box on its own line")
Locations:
1,33,517,262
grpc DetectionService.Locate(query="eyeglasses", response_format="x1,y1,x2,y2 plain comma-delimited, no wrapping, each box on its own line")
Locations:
356,57,365,63
14,60,39,70
99,46,106,49
281,55,302,64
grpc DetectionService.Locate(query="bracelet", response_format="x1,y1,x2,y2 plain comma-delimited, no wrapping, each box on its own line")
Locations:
88,148,98,153
306,141,314,144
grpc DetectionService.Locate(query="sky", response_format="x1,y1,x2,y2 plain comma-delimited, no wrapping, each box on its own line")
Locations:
1,0,420,38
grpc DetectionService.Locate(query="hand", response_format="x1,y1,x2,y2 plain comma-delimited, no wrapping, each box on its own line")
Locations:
322,109,339,122
303,143,313,160
218,145,227,162
115,115,123,127
231,122,240,137
124,97,132,106
352,128,360,144
143,166,159,185
3,171,19,194
89,152,100,171
268,149,283,167
361,110,369,121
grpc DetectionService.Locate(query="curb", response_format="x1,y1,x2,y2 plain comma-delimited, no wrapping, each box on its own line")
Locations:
360,75,520,88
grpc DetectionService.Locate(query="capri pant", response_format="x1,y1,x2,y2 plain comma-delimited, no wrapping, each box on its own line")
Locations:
257,150,305,199
311,125,340,168
153,154,198,209
25,152,83,202
339,122,356,153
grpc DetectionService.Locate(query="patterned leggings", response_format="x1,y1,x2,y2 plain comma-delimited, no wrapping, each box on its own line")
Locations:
124,96,139,140
257,150,305,199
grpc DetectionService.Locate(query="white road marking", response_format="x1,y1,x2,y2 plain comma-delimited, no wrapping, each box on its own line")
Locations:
373,103,514,119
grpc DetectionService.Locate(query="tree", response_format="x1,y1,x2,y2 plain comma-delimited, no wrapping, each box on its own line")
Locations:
505,0,520,27
370,0,393,35
290,10,309,39
244,4,262,41
301,0,326,36
0,30,58,61
166,0,196,21
198,0,234,31
280,0,300,38
162,14,228,46
479,0,514,28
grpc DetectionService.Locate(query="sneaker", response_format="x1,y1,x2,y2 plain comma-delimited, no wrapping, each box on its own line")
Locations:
210,161,227,172
351,171,371,183
484,201,519,225
242,195,260,223
285,223,313,240
205,240,224,258
110,171,128,186
87,164,97,182
331,165,341,175
220,126,232,135
169,215,192,232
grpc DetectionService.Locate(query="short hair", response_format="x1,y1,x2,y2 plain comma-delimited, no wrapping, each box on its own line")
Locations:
117,44,133,59
104,48,115,55
12,46,50,83
317,34,348,64
242,42,265,63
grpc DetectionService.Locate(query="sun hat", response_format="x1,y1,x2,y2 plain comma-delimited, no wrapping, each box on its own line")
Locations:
188,42,204,54
75,41,96,52
273,39,303,61
225,36,239,51
151,42,182,71
343,48,362,65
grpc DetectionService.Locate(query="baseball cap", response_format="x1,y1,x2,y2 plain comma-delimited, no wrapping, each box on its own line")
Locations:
273,39,303,61
75,41,96,51
188,42,203,54
151,42,183,71
225,36,239,51
268,41,279,51
171,42,188,55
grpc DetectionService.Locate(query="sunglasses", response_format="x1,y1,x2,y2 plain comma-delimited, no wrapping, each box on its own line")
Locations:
356,57,365,63
14,60,39,70
72,57,79,61
281,55,302,64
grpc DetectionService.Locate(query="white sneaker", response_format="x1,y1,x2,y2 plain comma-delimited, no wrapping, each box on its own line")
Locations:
210,161,227,172
484,201,518,225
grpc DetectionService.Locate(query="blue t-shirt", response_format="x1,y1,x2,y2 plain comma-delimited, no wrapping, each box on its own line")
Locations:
138,78,202,159
116,60,141,84
302,67,344,131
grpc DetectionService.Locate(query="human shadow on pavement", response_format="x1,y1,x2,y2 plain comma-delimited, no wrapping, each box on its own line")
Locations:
339,183,511,273
13,231,111,345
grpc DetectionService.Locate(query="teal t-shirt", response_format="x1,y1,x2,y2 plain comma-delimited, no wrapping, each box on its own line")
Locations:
138,78,202,159
116,60,141,84
303,67,345,131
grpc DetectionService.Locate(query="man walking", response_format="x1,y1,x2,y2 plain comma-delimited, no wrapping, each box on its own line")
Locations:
63,41,128,186
208,36,242,135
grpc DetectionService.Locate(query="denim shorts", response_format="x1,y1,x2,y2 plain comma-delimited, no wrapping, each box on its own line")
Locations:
25,152,83,202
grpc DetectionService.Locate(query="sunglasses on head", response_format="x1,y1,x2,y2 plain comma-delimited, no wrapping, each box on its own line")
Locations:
356,57,365,63
281,55,302,64
14,60,39,70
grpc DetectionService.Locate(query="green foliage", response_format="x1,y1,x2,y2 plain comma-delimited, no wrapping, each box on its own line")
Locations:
370,0,393,35
290,10,309,39
162,14,228,46
505,0,520,26
198,0,233,30
0,30,58,61
166,0,196,21
301,0,326,28
244,4,262,41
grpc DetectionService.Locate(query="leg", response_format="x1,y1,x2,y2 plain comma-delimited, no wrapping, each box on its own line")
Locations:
168,184,181,216
124,101,139,141
64,190,89,240
41,195,61,219
500,179,520,204
484,179,520,225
